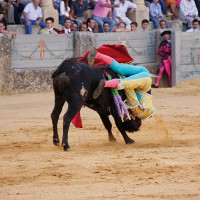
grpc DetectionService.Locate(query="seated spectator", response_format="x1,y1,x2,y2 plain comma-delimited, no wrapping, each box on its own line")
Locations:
164,0,179,18
59,0,73,25
39,17,58,35
149,0,168,29
21,0,45,34
103,21,110,32
92,0,117,33
71,21,78,32
0,0,15,24
0,19,16,37
71,0,89,27
186,18,200,32
113,21,130,32
58,17,72,34
159,19,167,29
113,0,137,30
141,19,149,31
145,0,172,17
86,17,98,32
80,21,88,31
180,0,200,28
130,21,138,31
88,0,97,9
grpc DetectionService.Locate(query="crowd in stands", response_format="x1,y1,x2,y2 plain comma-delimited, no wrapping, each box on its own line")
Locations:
0,0,200,35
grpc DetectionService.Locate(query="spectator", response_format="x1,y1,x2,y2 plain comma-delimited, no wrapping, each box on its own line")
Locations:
71,21,78,32
141,19,149,31
180,0,200,28
58,17,72,34
59,0,73,25
149,0,168,29
39,17,58,35
145,0,172,17
21,0,45,34
80,21,88,31
130,21,138,31
113,21,130,32
113,0,137,30
194,0,200,17
71,0,89,27
0,0,15,24
153,30,172,88
0,19,16,37
86,17,98,32
164,0,179,18
159,19,167,29
103,21,110,32
92,0,117,33
186,18,200,31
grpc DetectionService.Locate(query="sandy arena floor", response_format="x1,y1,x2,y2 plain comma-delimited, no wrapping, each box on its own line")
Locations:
0,79,200,200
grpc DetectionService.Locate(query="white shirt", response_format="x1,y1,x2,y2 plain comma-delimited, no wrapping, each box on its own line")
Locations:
186,28,200,32
59,1,70,17
113,0,137,18
21,2,42,20
64,28,71,34
180,0,198,17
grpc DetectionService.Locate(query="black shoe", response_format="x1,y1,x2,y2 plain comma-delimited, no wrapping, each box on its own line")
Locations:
93,79,106,99
88,47,97,66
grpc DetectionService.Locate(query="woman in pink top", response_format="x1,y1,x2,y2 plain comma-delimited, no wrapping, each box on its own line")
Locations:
92,0,118,32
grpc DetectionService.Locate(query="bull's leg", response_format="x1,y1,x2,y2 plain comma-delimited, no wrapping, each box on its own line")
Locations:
110,104,134,144
62,102,82,151
98,113,116,142
51,95,65,146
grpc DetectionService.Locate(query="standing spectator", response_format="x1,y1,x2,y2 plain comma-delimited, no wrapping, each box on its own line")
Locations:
59,0,73,25
80,22,88,31
103,21,110,32
130,21,138,31
141,19,149,31
21,0,45,34
149,0,168,29
159,19,167,29
180,0,200,28
153,30,172,88
71,0,89,27
92,0,117,32
58,17,72,34
39,17,58,35
86,17,98,32
113,0,137,30
186,18,200,31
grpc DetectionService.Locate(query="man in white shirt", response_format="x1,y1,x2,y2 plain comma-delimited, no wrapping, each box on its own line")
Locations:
113,0,137,29
186,18,200,32
180,0,200,28
21,0,45,34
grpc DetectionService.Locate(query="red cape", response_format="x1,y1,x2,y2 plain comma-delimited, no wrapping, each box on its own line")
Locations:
72,44,134,128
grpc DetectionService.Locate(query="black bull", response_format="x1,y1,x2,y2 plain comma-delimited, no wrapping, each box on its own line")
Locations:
51,59,142,151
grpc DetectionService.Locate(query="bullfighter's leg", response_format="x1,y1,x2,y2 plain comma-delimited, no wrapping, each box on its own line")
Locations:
98,112,116,142
62,102,83,151
51,95,65,146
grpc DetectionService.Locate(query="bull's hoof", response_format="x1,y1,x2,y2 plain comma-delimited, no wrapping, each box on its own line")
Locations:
53,138,60,146
125,138,135,144
109,136,117,142
62,144,70,151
